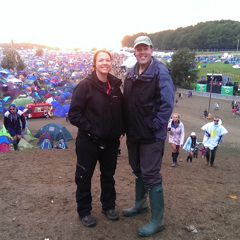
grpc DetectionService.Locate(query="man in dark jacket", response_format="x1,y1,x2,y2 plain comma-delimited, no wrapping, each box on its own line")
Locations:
123,36,174,237
4,104,26,151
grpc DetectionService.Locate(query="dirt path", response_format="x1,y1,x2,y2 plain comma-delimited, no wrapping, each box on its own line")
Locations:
0,94,239,240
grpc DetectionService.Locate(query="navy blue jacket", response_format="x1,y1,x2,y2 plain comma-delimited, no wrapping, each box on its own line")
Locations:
124,57,174,143
4,109,26,130
69,71,124,140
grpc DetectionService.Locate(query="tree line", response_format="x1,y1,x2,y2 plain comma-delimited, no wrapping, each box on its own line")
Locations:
121,20,240,50
0,42,58,50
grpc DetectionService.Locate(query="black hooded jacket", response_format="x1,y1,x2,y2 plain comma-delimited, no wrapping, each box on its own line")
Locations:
69,71,124,140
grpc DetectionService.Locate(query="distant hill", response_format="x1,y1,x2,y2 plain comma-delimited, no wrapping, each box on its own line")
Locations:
0,42,58,50
121,20,240,51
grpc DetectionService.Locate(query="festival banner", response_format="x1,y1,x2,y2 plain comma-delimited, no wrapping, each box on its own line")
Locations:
221,86,233,95
196,84,207,92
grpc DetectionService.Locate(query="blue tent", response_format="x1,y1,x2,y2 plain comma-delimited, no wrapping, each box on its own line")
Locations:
35,123,72,141
3,96,12,103
0,136,11,144
62,104,70,111
38,89,48,95
27,75,37,81
51,100,61,108
17,105,25,111
43,78,50,84
0,99,5,113
53,105,67,117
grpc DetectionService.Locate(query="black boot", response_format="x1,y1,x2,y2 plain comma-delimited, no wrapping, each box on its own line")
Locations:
13,142,19,151
189,156,192,162
186,156,190,162
171,152,177,167
210,157,215,166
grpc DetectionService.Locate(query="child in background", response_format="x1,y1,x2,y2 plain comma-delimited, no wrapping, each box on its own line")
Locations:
193,146,198,158
199,147,206,159
183,132,201,162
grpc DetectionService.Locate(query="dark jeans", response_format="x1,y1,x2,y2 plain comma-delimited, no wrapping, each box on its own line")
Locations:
75,136,119,218
126,140,165,189
205,146,218,165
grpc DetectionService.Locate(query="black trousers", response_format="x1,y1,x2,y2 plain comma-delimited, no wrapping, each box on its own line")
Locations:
75,136,119,218
205,146,218,165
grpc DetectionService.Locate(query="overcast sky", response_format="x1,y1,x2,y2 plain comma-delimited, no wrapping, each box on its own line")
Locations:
1,0,240,50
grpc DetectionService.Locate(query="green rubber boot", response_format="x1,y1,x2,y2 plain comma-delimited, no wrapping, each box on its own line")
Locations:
138,184,165,237
123,177,148,217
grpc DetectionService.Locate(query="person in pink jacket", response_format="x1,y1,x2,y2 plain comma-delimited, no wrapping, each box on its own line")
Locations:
167,113,185,167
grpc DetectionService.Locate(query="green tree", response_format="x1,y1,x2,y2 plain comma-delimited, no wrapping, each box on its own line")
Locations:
36,48,44,56
1,49,25,73
167,48,199,88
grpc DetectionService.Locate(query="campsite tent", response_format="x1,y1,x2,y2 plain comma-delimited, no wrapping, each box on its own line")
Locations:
0,142,10,152
0,125,12,139
0,99,5,113
37,132,53,145
18,138,33,149
35,123,73,141
11,97,34,107
0,135,11,152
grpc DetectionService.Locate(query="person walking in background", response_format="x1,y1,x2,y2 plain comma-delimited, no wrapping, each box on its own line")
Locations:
183,132,201,163
123,35,174,237
175,99,178,107
69,50,124,227
4,104,25,151
204,109,208,121
201,116,228,166
214,103,219,110
65,111,69,123
235,104,239,115
167,113,185,167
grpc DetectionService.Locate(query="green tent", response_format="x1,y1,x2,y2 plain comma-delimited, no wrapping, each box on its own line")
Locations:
18,138,33,149
11,97,34,107
0,125,12,139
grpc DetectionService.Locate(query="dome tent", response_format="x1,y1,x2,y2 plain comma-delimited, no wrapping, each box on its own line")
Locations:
35,123,72,142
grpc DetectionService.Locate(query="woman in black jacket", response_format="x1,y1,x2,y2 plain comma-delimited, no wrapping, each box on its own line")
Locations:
69,50,124,227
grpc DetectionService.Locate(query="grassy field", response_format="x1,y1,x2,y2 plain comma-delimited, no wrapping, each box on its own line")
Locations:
197,62,240,84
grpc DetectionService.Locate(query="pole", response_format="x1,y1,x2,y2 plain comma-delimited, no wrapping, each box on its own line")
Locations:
208,70,214,115
237,39,239,52
11,40,17,76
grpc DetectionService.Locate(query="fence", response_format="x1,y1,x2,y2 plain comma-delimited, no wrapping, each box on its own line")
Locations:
177,88,240,102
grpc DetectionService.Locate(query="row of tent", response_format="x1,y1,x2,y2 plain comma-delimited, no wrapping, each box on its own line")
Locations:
0,123,72,152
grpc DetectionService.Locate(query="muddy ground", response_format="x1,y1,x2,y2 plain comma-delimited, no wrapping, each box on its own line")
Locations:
0,94,239,240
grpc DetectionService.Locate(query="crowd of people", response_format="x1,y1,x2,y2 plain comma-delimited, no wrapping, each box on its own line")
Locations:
167,112,228,167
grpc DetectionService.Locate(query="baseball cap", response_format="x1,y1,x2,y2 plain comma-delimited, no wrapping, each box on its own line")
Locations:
191,132,196,136
133,36,153,48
